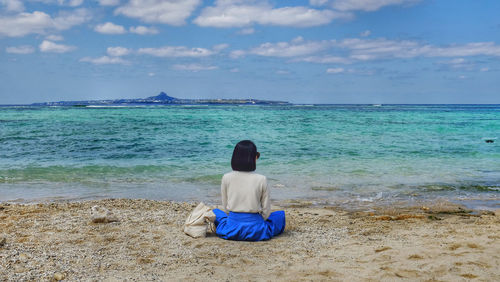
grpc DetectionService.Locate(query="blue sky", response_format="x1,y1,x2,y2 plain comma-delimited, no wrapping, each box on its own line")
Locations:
1,0,499,104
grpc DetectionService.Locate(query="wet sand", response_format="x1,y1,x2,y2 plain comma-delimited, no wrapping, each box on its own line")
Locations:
1,199,499,281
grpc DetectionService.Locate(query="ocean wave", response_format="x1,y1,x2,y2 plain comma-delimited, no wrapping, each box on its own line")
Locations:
390,183,500,193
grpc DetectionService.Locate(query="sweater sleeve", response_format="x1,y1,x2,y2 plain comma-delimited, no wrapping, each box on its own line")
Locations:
260,177,271,220
221,175,228,212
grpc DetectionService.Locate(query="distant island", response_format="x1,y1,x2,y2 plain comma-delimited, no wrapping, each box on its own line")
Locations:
31,92,290,106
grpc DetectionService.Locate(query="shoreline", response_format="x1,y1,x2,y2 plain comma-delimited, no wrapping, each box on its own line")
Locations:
2,194,499,212
1,198,499,281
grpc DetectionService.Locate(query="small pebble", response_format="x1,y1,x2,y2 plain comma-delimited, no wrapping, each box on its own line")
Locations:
53,272,65,281
19,253,28,262
14,266,26,273
0,237,6,247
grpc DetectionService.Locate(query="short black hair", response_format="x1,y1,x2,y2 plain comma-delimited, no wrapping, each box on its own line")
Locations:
231,140,259,172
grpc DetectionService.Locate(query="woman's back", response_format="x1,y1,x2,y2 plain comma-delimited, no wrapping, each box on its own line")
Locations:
221,171,270,219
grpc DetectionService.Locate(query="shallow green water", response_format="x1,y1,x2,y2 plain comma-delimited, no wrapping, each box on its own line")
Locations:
0,105,498,208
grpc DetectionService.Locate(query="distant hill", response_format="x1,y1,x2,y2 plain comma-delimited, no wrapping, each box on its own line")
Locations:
147,92,176,101
31,92,290,106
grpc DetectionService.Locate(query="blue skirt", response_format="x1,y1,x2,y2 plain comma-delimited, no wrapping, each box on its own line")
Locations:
213,209,285,241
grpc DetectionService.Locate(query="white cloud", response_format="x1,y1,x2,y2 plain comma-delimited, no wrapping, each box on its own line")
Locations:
292,38,500,63
292,36,305,43
94,22,126,34
335,39,500,60
234,37,500,66
276,70,290,75
33,0,84,6
326,67,345,73
172,64,218,72
238,36,332,58
425,42,500,57
129,25,159,35
80,56,129,65
106,46,130,56
447,58,466,64
349,54,375,60
98,0,120,5
237,28,255,35
1,0,24,12
296,55,351,64
6,45,35,54
0,9,90,37
137,46,216,57
194,0,351,28
310,0,329,6
148,72,155,76
115,0,202,26
229,50,246,59
46,34,64,41
64,0,84,6
480,67,489,72
230,68,239,72
438,58,480,72
360,30,371,37
213,43,229,51
39,40,75,53
331,0,420,12
52,8,91,28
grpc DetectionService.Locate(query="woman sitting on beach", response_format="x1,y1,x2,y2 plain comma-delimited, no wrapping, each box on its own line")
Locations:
212,140,286,241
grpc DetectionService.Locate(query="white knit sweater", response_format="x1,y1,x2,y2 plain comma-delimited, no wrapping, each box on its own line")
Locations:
221,171,271,220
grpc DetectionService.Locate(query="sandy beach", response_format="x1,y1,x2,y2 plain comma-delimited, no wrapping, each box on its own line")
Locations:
1,199,499,281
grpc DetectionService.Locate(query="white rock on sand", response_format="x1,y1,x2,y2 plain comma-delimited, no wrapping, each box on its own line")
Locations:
90,206,118,223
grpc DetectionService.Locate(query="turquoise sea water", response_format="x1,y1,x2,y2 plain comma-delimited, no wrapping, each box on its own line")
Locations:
0,105,498,209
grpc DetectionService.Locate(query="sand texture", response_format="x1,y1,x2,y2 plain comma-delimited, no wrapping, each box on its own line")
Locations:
1,199,499,281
